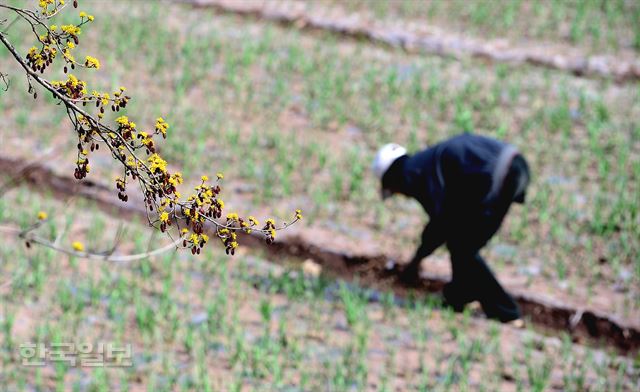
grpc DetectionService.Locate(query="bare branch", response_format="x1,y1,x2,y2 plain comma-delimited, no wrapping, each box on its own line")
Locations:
1,14,20,33
0,71,8,91
0,2,301,257
0,224,182,263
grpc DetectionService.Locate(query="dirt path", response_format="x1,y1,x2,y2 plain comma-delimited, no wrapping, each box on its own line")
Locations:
1,155,638,354
179,0,640,83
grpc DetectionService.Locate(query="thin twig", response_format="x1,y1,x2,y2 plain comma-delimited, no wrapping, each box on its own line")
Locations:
0,71,8,91
1,14,20,33
0,224,182,263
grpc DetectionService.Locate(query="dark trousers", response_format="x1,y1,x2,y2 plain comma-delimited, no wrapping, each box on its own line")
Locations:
443,155,529,322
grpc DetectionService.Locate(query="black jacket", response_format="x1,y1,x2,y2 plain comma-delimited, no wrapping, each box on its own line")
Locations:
383,133,522,259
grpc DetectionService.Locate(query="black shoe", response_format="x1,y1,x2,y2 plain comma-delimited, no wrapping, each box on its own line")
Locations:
442,282,477,313
398,264,421,287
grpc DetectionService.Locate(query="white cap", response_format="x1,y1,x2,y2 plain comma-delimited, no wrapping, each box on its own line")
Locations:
372,143,407,180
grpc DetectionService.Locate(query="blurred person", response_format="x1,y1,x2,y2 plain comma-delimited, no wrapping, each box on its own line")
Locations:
372,133,530,323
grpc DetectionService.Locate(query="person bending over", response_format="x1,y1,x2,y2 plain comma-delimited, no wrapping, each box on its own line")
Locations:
372,133,530,322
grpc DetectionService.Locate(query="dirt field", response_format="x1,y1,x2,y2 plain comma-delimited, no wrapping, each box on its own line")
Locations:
0,1,639,390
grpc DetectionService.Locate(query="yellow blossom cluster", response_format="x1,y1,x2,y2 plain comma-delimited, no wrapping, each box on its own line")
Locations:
26,44,57,73
61,24,81,36
51,74,86,99
62,47,75,64
79,11,94,21
216,228,238,255
155,117,169,138
39,0,55,10
115,115,137,141
38,0,62,16
147,153,168,174
263,218,277,244
159,211,170,223
17,0,303,256
84,55,100,69
168,172,183,189
137,131,155,153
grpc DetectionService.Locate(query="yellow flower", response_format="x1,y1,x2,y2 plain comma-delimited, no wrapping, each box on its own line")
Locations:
72,241,84,252
295,209,303,220
227,212,239,221
181,228,189,235
37,211,48,220
159,212,169,223
79,11,87,18
63,48,75,62
248,216,259,226
125,156,135,168
50,25,57,31
155,117,169,137
67,74,79,87
147,154,167,173
39,0,54,12
115,115,129,126
84,55,100,69
61,24,81,36
201,175,209,182
216,172,224,180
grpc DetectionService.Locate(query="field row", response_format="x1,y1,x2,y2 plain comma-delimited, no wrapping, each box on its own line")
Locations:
0,186,637,391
